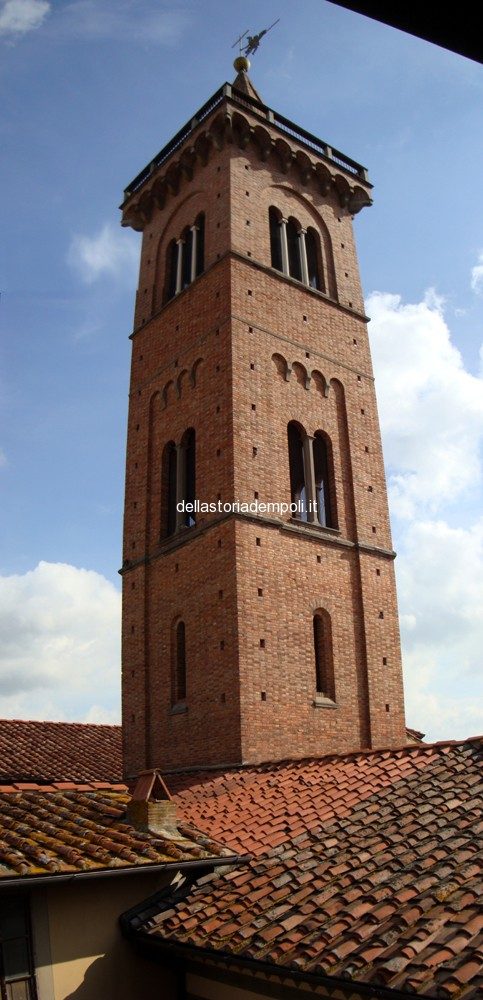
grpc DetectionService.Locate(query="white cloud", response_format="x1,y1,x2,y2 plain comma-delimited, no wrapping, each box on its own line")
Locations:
367,289,483,741
57,1,190,44
68,222,139,285
471,251,483,295
0,0,50,36
397,519,483,741
0,448,7,468
0,562,120,721
367,290,483,520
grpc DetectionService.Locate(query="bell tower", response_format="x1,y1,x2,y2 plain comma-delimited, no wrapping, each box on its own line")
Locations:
120,61,407,778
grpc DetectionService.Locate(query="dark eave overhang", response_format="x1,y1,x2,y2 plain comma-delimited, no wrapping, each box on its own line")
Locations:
0,854,248,891
327,2,483,65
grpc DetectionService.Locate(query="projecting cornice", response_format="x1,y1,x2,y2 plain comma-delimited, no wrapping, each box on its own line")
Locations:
121,84,372,232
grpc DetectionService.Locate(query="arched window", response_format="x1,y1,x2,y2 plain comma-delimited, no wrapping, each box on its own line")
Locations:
286,425,336,529
172,619,187,703
306,227,323,291
313,432,334,528
162,441,177,537
269,207,283,272
181,227,193,290
194,213,205,277
162,429,196,537
164,213,205,303
181,428,196,528
165,239,178,303
287,422,308,521
267,210,332,295
286,218,302,282
313,609,335,701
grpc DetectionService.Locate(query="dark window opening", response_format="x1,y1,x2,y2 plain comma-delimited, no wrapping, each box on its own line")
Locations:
181,228,192,290
269,207,283,272
313,433,333,528
174,620,186,702
165,239,178,303
288,421,308,521
195,213,205,276
183,428,196,528
287,218,302,281
313,610,335,700
306,227,323,291
0,896,38,1000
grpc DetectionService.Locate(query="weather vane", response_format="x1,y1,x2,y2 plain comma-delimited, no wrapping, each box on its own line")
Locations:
232,19,280,63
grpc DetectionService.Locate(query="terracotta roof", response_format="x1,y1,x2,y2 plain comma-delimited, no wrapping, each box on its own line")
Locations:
0,719,122,783
168,741,461,856
0,784,235,879
136,740,483,998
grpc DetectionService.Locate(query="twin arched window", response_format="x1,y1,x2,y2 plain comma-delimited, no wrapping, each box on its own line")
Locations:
162,428,196,537
165,213,205,302
287,422,335,528
269,208,324,292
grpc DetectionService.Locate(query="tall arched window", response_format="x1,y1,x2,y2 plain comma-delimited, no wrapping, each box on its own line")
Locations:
286,218,302,282
269,207,283,272
164,213,205,303
162,441,177,537
194,213,205,276
306,227,323,291
287,422,308,521
181,227,193,290
165,239,178,302
182,428,196,528
313,609,335,701
313,432,334,528
172,619,187,703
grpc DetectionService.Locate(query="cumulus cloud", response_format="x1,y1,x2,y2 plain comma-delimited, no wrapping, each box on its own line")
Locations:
0,562,120,721
68,222,139,285
367,289,483,741
470,251,483,295
57,1,190,44
396,519,483,741
0,0,50,36
367,290,483,520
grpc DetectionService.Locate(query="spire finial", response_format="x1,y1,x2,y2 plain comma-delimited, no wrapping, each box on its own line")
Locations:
233,54,251,73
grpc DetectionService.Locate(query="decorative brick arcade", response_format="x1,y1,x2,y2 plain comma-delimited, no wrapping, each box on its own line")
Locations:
120,67,406,778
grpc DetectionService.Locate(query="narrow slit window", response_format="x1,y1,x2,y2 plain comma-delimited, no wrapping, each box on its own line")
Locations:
313,610,335,700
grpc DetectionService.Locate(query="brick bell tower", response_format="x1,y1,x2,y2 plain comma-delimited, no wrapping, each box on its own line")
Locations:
120,59,407,778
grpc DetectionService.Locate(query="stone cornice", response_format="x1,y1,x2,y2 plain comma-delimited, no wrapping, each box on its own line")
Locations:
121,84,372,232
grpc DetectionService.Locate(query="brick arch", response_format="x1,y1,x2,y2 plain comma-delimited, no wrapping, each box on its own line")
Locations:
266,184,337,299
153,189,205,312
271,352,289,381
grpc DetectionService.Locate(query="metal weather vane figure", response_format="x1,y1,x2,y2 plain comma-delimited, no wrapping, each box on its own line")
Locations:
232,19,280,58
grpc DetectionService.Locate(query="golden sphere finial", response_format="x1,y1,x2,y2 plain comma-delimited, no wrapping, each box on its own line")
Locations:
234,55,250,73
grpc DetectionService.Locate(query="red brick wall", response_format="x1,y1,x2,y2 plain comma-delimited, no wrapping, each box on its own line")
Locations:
121,102,406,778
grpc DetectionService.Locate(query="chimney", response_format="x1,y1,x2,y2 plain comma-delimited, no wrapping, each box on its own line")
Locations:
126,770,179,839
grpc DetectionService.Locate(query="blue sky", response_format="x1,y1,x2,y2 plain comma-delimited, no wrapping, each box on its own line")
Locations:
1,0,482,738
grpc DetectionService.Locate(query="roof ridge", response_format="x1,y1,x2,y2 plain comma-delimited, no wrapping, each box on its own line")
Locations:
0,718,120,730
161,735,483,778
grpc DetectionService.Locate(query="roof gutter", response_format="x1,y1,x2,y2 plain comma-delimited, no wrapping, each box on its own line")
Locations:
129,932,423,1000
0,854,249,891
